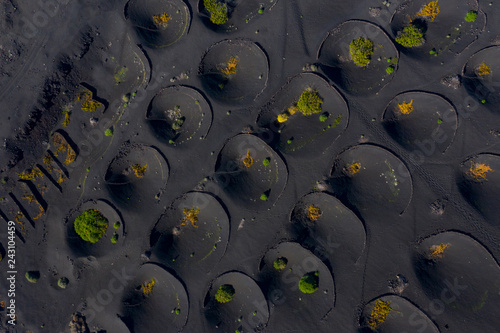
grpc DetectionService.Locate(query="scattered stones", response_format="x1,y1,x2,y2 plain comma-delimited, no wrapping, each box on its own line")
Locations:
369,7,382,17
69,313,90,333
440,75,461,89
388,274,408,294
430,199,446,216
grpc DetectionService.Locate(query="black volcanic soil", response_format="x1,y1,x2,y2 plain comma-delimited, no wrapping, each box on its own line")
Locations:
1,0,500,333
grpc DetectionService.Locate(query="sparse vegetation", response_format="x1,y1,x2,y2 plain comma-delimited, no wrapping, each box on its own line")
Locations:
273,257,288,271
307,204,322,222
77,90,102,112
215,284,235,303
242,150,254,168
395,24,425,47
17,167,43,181
131,164,147,178
368,299,398,329
469,162,493,180
465,10,478,22
52,133,76,165
221,56,238,75
430,243,449,257
142,279,156,295
25,271,40,283
153,12,171,27
349,37,374,67
417,0,440,21
297,88,323,115
298,271,319,294
204,0,229,25
477,62,491,76
398,99,414,114
74,209,109,243
181,207,200,227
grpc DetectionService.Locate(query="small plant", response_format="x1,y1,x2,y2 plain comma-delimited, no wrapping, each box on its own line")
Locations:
395,24,424,47
349,37,374,67
142,279,156,295
153,12,171,27
319,113,329,122
368,299,398,329
469,162,493,180
105,127,114,136
204,0,229,25
345,162,361,175
298,271,319,294
277,112,290,123
260,193,268,201
273,257,288,271
111,233,118,243
417,0,440,21
465,10,478,22
477,62,491,76
172,117,185,131
62,112,70,127
113,221,121,229
307,205,322,222
131,164,147,178
175,308,181,315
430,243,449,257
262,158,270,166
57,277,69,289
297,88,323,115
215,284,235,303
242,150,254,168
74,209,109,243
77,90,102,112
398,99,414,114
386,66,395,75
25,271,40,283
181,207,200,227
221,56,238,75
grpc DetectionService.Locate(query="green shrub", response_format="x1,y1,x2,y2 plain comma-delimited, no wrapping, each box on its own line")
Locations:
25,271,40,283
465,10,478,22
262,158,270,166
204,0,229,25
111,233,118,244
395,24,424,47
215,284,235,303
319,113,329,122
113,221,121,229
74,209,109,243
273,257,288,270
297,89,323,115
57,277,69,289
349,37,374,67
299,271,319,294
260,193,268,201
105,127,114,136
386,66,395,75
